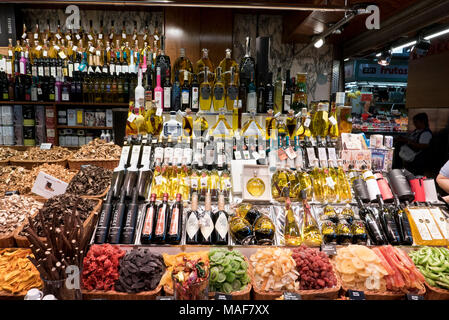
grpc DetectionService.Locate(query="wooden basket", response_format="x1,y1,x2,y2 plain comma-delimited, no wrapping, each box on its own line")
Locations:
82,285,162,300
0,159,9,167
10,158,68,170
0,291,26,300
0,196,47,248
296,270,341,300
208,284,252,300
424,282,449,300
340,284,426,300
68,159,119,171
13,198,102,248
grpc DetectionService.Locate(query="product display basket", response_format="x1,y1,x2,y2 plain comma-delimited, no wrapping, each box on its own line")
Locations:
82,285,162,300
13,198,102,248
0,196,47,248
9,158,68,170
340,284,426,300
0,159,9,167
424,282,449,300
67,158,120,170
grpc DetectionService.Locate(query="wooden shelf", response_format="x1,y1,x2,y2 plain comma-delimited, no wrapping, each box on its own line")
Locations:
0,101,128,107
57,125,113,130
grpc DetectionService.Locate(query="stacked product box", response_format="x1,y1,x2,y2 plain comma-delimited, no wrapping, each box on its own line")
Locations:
45,106,56,145
1,105,14,145
35,105,46,145
13,105,23,145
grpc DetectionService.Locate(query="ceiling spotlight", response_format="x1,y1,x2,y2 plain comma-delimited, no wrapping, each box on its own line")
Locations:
414,36,431,56
314,38,324,48
344,58,349,61
377,50,392,66
375,52,381,57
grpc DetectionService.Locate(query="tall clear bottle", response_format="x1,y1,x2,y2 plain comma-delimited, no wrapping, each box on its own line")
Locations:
273,67,283,114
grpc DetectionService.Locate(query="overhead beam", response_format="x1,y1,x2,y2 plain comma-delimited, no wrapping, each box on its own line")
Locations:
282,0,324,43
343,0,449,57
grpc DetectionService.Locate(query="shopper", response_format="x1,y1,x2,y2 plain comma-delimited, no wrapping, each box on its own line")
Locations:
396,113,432,175
436,160,449,203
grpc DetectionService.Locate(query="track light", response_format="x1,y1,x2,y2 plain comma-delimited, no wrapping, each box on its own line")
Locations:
377,50,392,66
314,38,324,48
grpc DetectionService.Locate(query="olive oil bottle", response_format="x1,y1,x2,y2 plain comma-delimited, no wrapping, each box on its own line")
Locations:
284,197,301,246
199,66,212,111
300,190,322,246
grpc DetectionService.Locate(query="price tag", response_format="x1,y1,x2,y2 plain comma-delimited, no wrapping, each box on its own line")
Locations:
283,292,301,300
43,50,48,57
328,116,337,126
22,33,27,39
285,146,297,160
96,50,101,56
328,148,337,162
304,118,311,128
35,45,42,51
32,172,69,199
321,244,337,256
252,151,261,160
234,151,242,160
76,34,81,40
118,146,131,167
406,294,424,300
347,290,365,300
243,150,250,160
155,175,163,185
5,191,19,196
34,33,39,39
54,45,60,51
141,146,152,166
89,46,95,53
58,51,67,59
318,147,328,162
40,143,52,150
55,33,62,40
122,33,127,39
326,177,335,190
66,35,71,41
258,150,266,159
127,113,137,123
98,34,103,40
156,108,163,117
215,293,232,300
156,296,174,300
88,34,93,41
72,45,78,52
154,34,159,41
278,148,288,161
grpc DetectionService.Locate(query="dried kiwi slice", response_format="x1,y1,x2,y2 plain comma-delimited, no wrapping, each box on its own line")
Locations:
217,273,227,283
232,279,242,291
235,269,246,275
210,267,219,282
230,260,240,271
226,272,236,283
222,282,233,294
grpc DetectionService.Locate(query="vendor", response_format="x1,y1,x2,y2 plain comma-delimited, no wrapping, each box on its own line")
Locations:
436,160,449,203
396,113,432,175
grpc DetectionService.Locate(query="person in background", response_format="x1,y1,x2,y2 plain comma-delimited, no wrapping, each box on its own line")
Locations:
396,113,432,175
437,160,449,203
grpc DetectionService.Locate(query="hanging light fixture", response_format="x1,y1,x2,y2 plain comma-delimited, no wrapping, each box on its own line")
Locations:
314,38,325,48
377,50,392,66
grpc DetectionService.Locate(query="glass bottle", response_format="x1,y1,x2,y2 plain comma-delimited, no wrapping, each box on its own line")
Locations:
284,197,301,245
153,193,170,243
212,193,229,245
141,193,158,244
195,48,214,84
273,67,283,114
286,110,297,139
199,66,212,111
171,71,181,111
239,36,255,89
173,48,193,85
283,69,293,113
212,67,225,111
328,102,339,139
210,111,233,138
182,108,193,137
219,48,239,88
186,192,201,244
181,72,191,111
300,190,322,246
246,71,257,114
190,73,200,112
199,192,214,244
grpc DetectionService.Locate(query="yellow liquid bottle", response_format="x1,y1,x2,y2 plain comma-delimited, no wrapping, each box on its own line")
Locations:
126,101,138,136
271,165,289,201
323,167,337,203
199,66,212,111
193,114,209,137
196,48,214,84
336,160,352,203
300,191,322,246
182,108,194,137
168,166,178,200
328,102,339,138
264,109,277,140
219,48,239,88
310,161,325,202
296,170,313,201
312,102,329,137
177,165,191,200
151,165,166,199
145,101,163,136
212,67,225,111
173,47,193,85
225,67,238,111
210,112,233,138
284,197,301,246
286,110,297,139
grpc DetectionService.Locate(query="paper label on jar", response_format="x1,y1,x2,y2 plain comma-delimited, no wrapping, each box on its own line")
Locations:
420,209,444,240
304,118,311,128
429,208,449,239
215,212,229,239
409,209,432,241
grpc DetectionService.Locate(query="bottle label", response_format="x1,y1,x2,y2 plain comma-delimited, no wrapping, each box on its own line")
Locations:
215,212,228,239
115,64,121,75
200,213,214,240
186,212,199,240
214,86,224,100
247,92,257,113
284,95,292,111
227,86,238,101
174,147,183,164
363,171,373,180
155,91,163,109
155,205,166,236
205,149,215,164
421,208,444,240
191,178,198,189
217,154,225,166
429,208,449,239
62,92,69,101
295,149,303,169
192,87,199,109
326,177,336,190
154,146,164,162
304,118,311,128
200,176,208,187
141,146,152,166
234,151,242,160
285,146,297,160
164,87,171,109
182,90,189,104
409,209,432,241
183,148,192,164
200,85,211,100
110,64,115,75
122,65,129,73
155,175,163,185
164,147,174,163
118,145,131,167
329,116,337,126
168,208,180,235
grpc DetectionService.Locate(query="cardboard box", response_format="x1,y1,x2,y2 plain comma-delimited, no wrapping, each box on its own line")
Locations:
13,105,23,125
106,109,113,127
35,105,45,126
85,111,96,126
67,109,76,126
341,149,371,170
95,110,106,126
14,125,23,145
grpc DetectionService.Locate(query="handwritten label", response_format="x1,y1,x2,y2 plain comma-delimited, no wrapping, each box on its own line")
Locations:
347,290,365,300
32,172,68,199
40,143,53,150
283,292,301,300
321,244,337,256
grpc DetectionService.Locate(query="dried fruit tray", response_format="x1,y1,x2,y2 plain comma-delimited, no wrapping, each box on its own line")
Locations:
82,285,162,300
